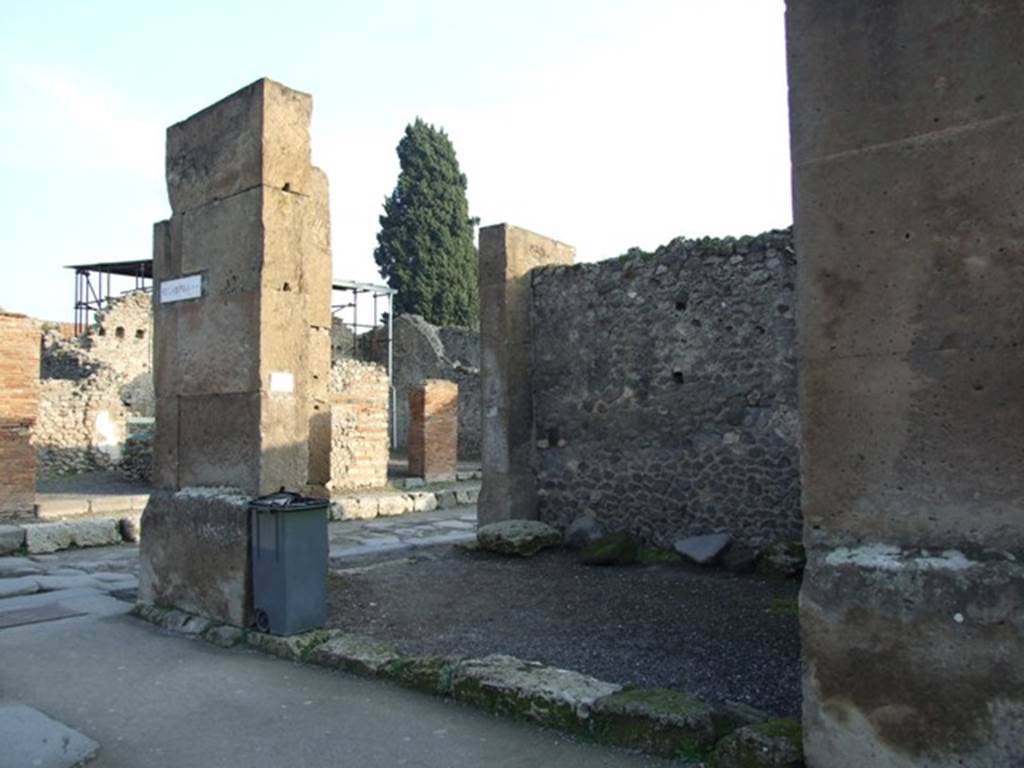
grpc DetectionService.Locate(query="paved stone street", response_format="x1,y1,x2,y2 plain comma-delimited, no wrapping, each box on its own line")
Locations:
0,546,667,768
329,505,476,559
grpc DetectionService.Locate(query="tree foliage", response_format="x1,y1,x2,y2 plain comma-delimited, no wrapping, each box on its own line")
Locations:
374,118,479,327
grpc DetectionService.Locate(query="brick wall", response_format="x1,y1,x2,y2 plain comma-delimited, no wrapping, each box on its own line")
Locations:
408,379,458,482
329,359,390,491
0,313,40,518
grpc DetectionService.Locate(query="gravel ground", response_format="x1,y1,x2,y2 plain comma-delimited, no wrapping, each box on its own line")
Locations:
328,546,802,717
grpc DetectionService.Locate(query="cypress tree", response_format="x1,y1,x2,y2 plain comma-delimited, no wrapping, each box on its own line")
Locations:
374,118,479,327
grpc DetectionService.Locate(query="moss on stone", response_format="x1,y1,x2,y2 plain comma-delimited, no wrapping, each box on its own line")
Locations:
711,718,803,768
590,688,717,759
382,655,462,695
638,547,684,565
580,532,639,566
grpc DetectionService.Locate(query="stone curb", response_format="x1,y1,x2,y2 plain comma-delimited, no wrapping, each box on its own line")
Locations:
0,512,142,556
129,603,802,765
330,482,480,521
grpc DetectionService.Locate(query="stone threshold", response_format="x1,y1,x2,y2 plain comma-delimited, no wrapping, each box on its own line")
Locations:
131,603,802,767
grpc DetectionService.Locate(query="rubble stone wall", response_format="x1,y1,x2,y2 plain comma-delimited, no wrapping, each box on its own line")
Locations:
530,229,800,548
35,291,154,479
329,359,390,491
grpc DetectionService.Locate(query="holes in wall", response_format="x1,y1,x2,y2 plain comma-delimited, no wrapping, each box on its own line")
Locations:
135,329,145,339
672,371,685,384
115,326,125,339
282,282,292,291
283,182,292,192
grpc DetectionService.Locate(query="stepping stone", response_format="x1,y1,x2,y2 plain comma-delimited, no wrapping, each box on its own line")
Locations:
0,576,41,599
0,704,99,768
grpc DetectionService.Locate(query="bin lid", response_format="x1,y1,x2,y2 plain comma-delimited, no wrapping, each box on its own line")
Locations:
249,488,329,512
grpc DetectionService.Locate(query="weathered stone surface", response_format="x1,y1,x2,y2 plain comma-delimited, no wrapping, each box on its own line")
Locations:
477,520,561,557
329,359,389,492
451,654,620,732
563,515,606,549
381,654,463,695
23,523,73,554
166,78,312,215
580,532,639,566
203,624,246,648
0,524,26,555
0,704,100,768
0,313,39,519
478,224,574,525
712,719,803,768
532,230,799,550
673,533,732,566
590,688,718,759
69,518,122,548
755,541,805,579
138,488,253,626
310,632,401,675
247,628,330,661
0,576,41,599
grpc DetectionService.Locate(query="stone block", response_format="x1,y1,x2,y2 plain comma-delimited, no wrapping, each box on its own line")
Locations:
376,494,413,517
174,293,261,397
69,518,122,548
451,654,620,733
590,688,718,759
801,552,1023,767
801,348,1024,551
166,78,312,214
23,523,72,554
34,498,90,520
795,116,1024,362
309,632,402,676
786,0,1024,165
0,704,100,768
138,488,253,627
478,225,573,525
0,524,25,555
673,533,732,566
177,393,261,492
712,719,803,768
179,185,264,296
477,520,561,557
331,495,378,521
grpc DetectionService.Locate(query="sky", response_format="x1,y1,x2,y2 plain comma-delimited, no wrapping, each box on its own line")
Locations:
0,0,792,322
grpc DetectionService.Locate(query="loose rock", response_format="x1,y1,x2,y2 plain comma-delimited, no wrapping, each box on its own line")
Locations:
591,687,718,759
564,516,606,549
477,520,561,557
673,533,732,565
0,525,26,556
581,532,639,566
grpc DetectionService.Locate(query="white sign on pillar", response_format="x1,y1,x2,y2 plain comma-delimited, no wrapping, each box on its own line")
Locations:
159,274,204,304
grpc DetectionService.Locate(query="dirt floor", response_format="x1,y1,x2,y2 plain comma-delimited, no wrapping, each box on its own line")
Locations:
328,545,801,717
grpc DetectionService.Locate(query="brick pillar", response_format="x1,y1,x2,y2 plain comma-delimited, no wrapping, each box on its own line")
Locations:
408,379,458,482
787,2,1024,765
0,313,40,519
477,224,574,525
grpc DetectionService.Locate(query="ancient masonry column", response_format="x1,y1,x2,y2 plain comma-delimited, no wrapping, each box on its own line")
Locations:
787,3,1024,766
139,79,331,626
0,313,40,520
477,224,574,525
407,379,458,483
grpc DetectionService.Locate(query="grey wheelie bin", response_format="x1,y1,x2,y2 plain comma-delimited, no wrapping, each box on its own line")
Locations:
249,489,330,635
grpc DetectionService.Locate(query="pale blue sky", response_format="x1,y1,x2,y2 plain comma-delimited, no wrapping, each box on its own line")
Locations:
0,0,791,321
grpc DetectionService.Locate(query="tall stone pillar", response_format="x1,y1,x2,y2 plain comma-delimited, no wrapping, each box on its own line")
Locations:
787,3,1024,765
408,379,458,483
140,79,332,626
0,313,40,520
477,224,574,525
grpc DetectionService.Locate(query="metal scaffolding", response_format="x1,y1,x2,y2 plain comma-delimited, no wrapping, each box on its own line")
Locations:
67,259,152,335
331,279,397,445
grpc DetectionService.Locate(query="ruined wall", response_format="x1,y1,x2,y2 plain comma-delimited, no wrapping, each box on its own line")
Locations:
531,229,799,547
329,359,390,491
391,314,480,459
35,291,154,478
0,313,40,519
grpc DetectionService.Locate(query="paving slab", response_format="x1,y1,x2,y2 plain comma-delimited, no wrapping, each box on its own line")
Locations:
0,704,100,768
0,576,41,599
